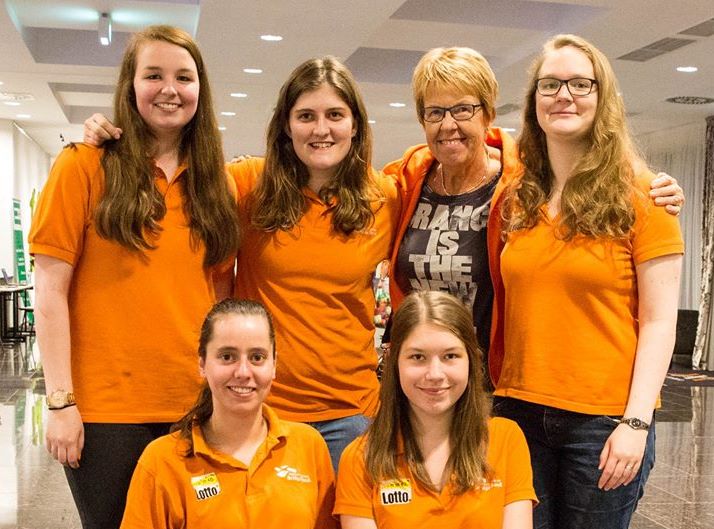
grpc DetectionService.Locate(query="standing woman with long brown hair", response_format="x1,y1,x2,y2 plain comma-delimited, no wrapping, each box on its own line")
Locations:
494,34,683,529
29,25,238,529
227,57,400,470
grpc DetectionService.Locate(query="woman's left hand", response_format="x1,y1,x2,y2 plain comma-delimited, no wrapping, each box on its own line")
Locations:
597,423,648,491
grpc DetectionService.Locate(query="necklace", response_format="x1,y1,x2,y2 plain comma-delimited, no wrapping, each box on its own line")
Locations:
438,164,489,196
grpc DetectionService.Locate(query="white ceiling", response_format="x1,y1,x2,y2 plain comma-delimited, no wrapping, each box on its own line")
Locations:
1,0,713,168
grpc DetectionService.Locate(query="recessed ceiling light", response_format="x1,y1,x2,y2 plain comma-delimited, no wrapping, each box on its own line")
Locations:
676,66,698,73
368,119,376,124
16,114,31,119
502,127,517,132
218,126,227,131
260,35,283,42
230,92,248,98
221,111,236,116
243,68,263,74
665,95,714,105
4,101,21,106
389,102,406,108
0,81,3,86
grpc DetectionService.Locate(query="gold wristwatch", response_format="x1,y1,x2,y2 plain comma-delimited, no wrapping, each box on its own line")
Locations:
47,390,76,410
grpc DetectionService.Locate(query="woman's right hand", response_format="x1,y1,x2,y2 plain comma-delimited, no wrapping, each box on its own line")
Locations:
83,113,122,145
46,405,84,469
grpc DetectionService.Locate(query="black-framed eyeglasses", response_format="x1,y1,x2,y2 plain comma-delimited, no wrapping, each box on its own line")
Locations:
422,103,482,123
536,77,598,97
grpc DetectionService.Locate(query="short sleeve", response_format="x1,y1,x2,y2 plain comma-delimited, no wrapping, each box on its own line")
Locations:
499,420,538,506
334,437,375,520
310,429,338,529
120,446,174,529
631,172,684,264
28,145,100,266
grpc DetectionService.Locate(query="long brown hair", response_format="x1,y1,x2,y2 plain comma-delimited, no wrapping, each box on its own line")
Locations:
172,298,276,455
251,56,377,235
506,34,640,240
365,291,491,494
95,25,238,266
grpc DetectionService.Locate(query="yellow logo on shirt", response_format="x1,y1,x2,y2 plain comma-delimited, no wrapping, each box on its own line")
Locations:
274,465,312,483
379,478,412,505
191,472,222,501
479,478,503,491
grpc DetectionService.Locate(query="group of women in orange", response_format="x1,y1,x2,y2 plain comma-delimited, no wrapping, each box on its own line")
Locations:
31,21,684,529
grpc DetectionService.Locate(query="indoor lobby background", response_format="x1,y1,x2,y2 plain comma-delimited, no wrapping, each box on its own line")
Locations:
1,1,713,528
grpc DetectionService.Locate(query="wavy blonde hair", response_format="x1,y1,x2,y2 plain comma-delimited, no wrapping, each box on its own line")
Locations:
251,57,377,235
365,291,491,494
506,34,641,239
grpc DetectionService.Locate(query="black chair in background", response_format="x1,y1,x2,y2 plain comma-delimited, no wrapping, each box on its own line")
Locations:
672,309,699,368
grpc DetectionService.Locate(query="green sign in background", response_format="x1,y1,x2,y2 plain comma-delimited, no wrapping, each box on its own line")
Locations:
12,198,32,319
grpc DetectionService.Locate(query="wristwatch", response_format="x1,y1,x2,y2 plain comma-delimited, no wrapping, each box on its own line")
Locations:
47,390,76,410
618,417,650,431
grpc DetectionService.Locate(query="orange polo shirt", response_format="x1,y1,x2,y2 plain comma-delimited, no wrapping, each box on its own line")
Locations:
29,144,234,423
120,405,336,529
496,171,684,414
228,159,401,422
334,417,536,528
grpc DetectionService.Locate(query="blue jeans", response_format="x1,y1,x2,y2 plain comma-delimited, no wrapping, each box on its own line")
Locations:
308,413,370,471
493,397,655,529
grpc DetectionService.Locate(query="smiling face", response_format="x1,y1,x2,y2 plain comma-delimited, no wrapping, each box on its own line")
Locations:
287,83,356,183
422,86,492,174
133,40,199,141
535,45,598,145
199,313,276,419
398,322,469,424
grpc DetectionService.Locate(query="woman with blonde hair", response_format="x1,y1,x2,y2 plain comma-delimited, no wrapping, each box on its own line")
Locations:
335,291,536,528
494,34,684,529
30,25,238,529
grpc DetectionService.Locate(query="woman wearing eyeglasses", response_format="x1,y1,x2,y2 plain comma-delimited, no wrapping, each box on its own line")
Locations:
494,34,683,529
383,47,682,379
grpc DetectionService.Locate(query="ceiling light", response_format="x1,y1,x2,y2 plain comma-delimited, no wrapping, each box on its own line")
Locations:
665,96,714,105
221,111,236,116
218,126,227,131
502,127,517,132
16,114,31,119
260,35,283,42
243,68,263,74
230,92,248,98
4,101,21,106
389,102,406,108
676,66,698,73
0,81,3,86
368,120,376,124
99,13,112,46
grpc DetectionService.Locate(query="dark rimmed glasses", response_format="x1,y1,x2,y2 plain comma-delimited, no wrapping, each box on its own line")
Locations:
536,77,598,97
422,103,483,123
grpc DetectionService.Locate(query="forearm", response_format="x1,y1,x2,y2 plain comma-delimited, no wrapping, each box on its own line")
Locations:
35,256,75,394
625,254,682,422
624,321,676,422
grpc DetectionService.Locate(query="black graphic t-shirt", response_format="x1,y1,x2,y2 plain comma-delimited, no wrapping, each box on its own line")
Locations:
395,175,498,351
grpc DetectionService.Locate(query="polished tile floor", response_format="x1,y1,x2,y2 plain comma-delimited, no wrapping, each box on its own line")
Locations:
1,341,712,529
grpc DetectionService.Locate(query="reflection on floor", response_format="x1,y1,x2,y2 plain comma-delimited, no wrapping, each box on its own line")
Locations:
1,341,713,529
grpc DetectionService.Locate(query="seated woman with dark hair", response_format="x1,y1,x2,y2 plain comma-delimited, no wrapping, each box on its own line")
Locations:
120,299,336,529
335,291,536,529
